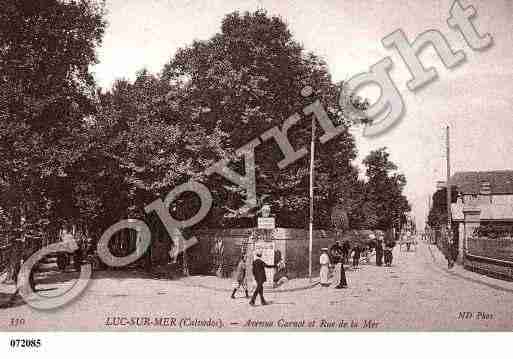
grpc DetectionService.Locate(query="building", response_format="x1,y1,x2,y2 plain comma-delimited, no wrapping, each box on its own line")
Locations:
451,170,513,206
450,170,513,277
451,170,513,225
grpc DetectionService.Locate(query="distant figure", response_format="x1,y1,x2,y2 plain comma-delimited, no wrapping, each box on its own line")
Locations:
212,237,224,277
375,234,384,266
446,232,458,269
231,255,249,299
352,245,361,269
73,238,83,272
10,239,23,283
329,240,348,289
404,232,411,251
319,248,330,287
342,240,351,265
365,234,375,264
249,251,275,306
384,241,394,267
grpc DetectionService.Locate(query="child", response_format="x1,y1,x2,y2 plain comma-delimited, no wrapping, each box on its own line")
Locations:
231,255,249,299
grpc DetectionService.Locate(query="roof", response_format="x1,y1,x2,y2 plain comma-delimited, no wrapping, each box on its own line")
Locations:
450,171,513,195
452,203,513,221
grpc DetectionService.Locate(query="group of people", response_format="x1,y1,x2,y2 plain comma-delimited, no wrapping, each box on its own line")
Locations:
229,231,398,306
319,232,396,288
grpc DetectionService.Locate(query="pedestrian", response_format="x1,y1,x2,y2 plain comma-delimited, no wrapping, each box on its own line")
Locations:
73,238,83,272
446,232,458,269
352,245,361,269
319,248,330,287
22,243,38,292
212,237,224,277
342,240,351,265
375,234,384,266
384,241,394,267
329,240,348,289
249,251,275,306
361,246,368,265
273,257,288,287
366,234,376,264
231,255,249,299
10,239,23,284
404,231,412,251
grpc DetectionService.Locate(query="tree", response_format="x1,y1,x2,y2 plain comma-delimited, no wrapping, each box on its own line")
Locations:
427,186,458,229
0,0,107,238
88,70,228,232
162,10,364,228
360,148,411,231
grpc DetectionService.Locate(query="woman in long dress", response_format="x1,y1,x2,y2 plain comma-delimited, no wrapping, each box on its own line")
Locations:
319,248,330,287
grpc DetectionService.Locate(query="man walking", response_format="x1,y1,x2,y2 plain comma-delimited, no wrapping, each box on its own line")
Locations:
249,251,275,306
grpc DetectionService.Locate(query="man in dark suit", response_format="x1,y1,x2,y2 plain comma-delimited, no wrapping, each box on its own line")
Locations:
329,240,348,289
249,251,275,306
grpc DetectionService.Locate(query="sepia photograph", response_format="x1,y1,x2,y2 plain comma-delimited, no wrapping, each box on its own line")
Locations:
0,0,512,347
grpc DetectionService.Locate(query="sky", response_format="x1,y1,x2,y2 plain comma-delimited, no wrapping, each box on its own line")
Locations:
91,0,513,230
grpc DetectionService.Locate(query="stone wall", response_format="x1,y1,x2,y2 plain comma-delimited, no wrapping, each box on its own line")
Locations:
166,228,357,279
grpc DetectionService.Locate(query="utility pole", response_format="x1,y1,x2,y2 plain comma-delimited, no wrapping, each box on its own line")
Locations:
308,115,315,282
446,126,452,232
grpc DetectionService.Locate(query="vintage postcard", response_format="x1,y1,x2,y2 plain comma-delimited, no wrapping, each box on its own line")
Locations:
1,0,512,338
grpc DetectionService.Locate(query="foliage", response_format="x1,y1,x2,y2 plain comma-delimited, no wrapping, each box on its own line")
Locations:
0,0,106,238
162,10,366,228
354,148,411,230
427,186,458,229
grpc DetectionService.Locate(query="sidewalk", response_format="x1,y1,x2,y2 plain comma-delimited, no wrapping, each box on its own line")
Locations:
0,271,320,301
426,241,513,293
178,275,319,293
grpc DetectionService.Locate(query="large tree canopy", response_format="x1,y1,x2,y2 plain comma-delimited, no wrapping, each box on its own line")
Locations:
0,6,411,253
0,0,106,236
161,10,364,228
358,148,411,231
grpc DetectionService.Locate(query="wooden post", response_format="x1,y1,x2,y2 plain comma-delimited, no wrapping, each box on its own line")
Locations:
446,126,452,230
308,116,315,282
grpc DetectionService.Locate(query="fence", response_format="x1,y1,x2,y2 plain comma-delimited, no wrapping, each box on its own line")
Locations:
463,234,513,278
466,235,513,263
